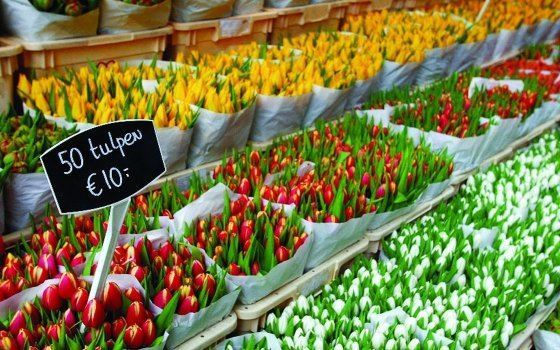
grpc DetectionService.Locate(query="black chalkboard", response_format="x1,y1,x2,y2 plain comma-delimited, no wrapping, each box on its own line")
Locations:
41,120,166,214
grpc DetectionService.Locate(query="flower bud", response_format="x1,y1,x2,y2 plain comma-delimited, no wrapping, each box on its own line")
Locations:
82,299,105,329
42,285,62,311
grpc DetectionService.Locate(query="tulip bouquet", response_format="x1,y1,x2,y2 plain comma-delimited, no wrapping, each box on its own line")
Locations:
0,273,175,349
263,129,560,349
18,66,196,130
29,0,98,16
342,10,486,63
0,110,75,174
227,43,301,63
180,192,308,277
434,0,560,33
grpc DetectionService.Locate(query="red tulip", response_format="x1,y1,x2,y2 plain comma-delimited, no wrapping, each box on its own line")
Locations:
124,325,144,349
0,280,16,300
82,299,105,328
177,295,199,315
42,285,62,311
58,272,79,300
16,328,35,348
126,301,147,326
375,184,386,199
142,319,156,347
193,273,216,296
0,334,17,350
238,178,251,195
70,287,88,312
8,311,25,336
103,322,112,339
275,246,290,263
71,253,86,267
228,263,241,275
125,287,144,304
251,261,260,275
191,260,205,277
153,288,173,309
323,185,334,205
63,309,78,331
164,270,182,292
38,254,57,278
46,324,61,341
31,266,48,285
102,282,123,311
159,241,174,261
2,264,19,280
112,317,127,338
22,302,40,324
129,266,145,282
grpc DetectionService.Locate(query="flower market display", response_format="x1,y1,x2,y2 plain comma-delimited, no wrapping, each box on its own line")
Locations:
0,1,560,349
264,129,560,349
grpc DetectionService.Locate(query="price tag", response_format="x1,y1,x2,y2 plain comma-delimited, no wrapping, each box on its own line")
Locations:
41,120,166,301
41,120,166,214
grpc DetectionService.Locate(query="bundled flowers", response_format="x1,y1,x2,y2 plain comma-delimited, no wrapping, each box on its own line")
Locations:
29,0,98,16
264,129,560,349
342,10,487,63
182,193,308,276
0,274,174,349
0,109,75,173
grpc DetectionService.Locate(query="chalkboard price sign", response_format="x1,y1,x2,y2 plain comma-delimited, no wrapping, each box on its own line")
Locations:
41,120,166,214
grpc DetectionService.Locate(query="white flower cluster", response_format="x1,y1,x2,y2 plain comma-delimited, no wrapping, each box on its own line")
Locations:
264,130,560,350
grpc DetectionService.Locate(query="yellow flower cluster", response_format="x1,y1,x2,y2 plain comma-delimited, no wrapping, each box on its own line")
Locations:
17,64,196,130
227,42,300,62
342,10,487,62
433,0,560,33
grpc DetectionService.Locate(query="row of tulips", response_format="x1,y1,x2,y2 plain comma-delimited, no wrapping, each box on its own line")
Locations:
259,128,560,350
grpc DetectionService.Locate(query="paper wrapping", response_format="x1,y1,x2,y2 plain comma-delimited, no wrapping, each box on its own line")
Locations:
532,20,554,45
345,76,377,109
171,0,234,22
533,330,560,350
249,93,312,143
4,172,55,231
98,0,171,34
233,0,264,15
303,85,350,127
516,101,560,140
0,0,99,41
545,20,560,42
467,77,524,98
264,0,309,7
492,29,516,62
512,25,531,52
415,45,456,86
448,41,485,74
161,288,241,347
187,104,255,167
478,33,499,67
173,184,311,304
216,332,283,350
303,213,372,270
374,60,420,91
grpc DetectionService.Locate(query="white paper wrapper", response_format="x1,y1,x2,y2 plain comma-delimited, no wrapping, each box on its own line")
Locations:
233,0,264,15
512,25,531,52
264,0,309,7
0,0,99,41
415,45,456,86
532,20,554,44
303,85,350,127
533,330,560,350
516,101,560,140
98,0,171,34
374,60,420,91
171,0,234,22
303,213,372,270
173,184,311,304
345,76,377,110
250,93,312,143
215,332,282,350
161,288,240,347
467,77,524,99
4,172,55,231
479,33,499,67
449,41,486,74
187,104,255,167
545,20,560,42
492,29,516,62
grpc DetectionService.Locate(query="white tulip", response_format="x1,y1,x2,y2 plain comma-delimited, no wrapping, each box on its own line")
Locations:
332,299,345,315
